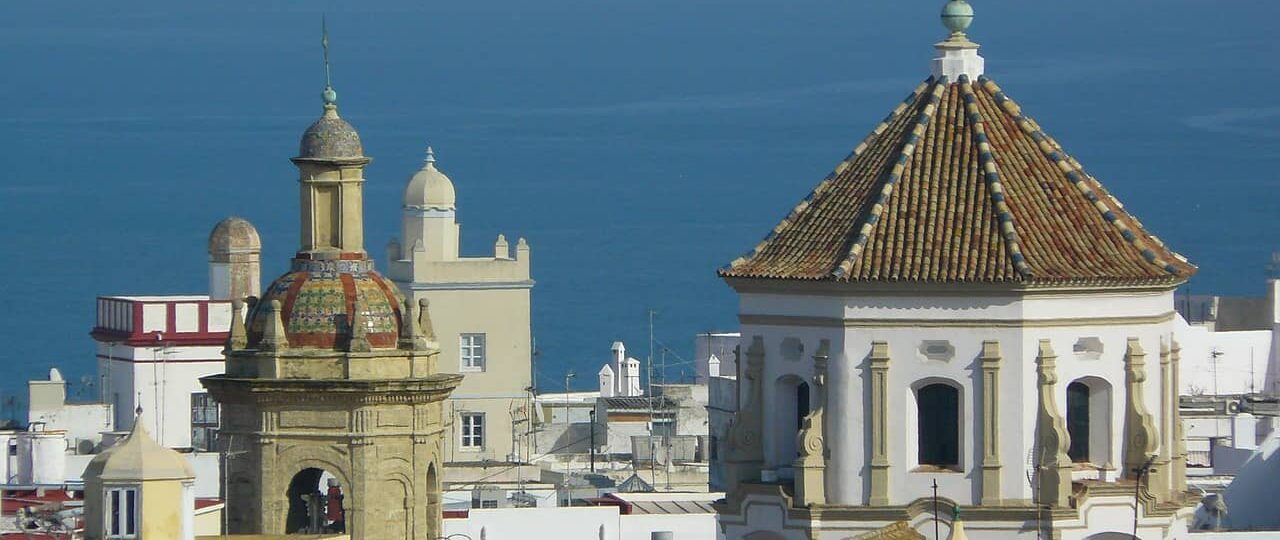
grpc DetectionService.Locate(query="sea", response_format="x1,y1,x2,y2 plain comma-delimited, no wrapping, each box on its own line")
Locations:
0,0,1277,413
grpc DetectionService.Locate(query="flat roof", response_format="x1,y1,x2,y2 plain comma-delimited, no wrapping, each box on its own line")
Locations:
101,295,213,302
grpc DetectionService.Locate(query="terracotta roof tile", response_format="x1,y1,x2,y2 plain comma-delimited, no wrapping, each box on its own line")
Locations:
721,75,1195,286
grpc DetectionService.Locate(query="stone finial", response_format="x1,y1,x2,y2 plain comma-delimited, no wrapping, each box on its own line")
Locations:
932,0,983,79
348,297,372,353
260,300,289,352
226,299,248,351
398,299,432,351
417,298,438,343
425,145,436,165
941,0,974,37
495,234,510,260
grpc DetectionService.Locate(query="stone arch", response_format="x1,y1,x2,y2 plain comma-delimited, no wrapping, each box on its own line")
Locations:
1083,533,1138,540
275,445,355,535
1067,376,1113,467
284,467,346,534
380,470,412,539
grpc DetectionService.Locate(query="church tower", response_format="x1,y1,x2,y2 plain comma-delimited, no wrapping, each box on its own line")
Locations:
202,26,460,540
715,2,1199,539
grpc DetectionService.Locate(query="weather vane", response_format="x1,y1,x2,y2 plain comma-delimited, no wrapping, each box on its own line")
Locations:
322,16,332,88
321,15,337,105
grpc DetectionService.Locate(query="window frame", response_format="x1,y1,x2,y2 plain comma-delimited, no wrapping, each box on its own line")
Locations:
915,382,961,470
105,486,139,539
460,413,485,450
190,392,220,451
459,333,487,373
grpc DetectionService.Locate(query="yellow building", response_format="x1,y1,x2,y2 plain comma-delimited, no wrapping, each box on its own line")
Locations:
387,147,534,465
82,419,197,540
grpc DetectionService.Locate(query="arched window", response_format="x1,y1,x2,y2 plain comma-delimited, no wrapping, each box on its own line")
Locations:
1067,382,1091,462
1066,377,1112,466
917,383,959,467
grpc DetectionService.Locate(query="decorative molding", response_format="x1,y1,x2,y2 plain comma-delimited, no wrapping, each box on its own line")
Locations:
868,341,891,506
980,340,1003,505
739,312,1176,329
1034,340,1072,508
794,339,830,507
400,280,535,291
724,336,766,491
1123,338,1160,480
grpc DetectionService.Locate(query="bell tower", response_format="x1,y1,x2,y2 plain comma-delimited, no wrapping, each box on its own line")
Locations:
202,23,460,540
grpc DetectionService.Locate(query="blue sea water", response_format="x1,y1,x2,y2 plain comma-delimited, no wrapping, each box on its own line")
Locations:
0,1,1277,407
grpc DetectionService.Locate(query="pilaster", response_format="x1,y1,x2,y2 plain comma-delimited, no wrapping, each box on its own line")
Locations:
724,336,766,489
793,340,830,507
1171,339,1188,494
980,340,1002,505
1154,339,1174,501
868,341,891,506
1034,340,1072,508
1123,338,1160,480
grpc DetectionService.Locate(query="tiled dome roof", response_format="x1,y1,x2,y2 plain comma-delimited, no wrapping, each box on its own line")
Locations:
298,104,363,160
208,216,261,255
721,75,1195,286
246,259,404,350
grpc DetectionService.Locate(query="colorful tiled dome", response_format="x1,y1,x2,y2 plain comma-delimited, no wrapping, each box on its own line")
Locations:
246,258,404,350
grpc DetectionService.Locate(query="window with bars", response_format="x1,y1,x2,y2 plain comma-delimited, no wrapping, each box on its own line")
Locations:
461,413,484,449
191,393,219,451
460,334,486,372
106,487,138,539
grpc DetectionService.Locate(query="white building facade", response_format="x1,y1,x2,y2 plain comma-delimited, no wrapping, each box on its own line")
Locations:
714,3,1200,538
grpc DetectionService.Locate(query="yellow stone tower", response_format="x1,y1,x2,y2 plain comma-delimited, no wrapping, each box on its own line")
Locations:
201,25,461,540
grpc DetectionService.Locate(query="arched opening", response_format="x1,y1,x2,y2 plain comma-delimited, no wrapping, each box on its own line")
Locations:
1067,382,1091,462
1067,377,1113,466
917,383,959,468
772,376,811,472
285,468,345,534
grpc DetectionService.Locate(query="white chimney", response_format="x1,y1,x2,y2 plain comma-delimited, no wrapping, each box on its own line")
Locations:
598,365,616,398
611,341,626,395
623,357,642,397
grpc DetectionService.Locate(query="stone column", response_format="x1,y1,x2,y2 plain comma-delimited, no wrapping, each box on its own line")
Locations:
794,340,830,507
1123,338,1159,482
257,410,282,534
980,340,1003,505
724,337,766,489
1034,340,1073,508
868,341,891,506
348,408,376,539
1171,339,1188,494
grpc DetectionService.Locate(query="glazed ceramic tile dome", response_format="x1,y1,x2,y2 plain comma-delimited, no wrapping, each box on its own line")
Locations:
246,259,405,350
298,104,363,159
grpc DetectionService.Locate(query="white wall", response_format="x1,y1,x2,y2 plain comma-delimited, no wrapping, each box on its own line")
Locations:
739,288,1179,506
443,505,719,540
1174,317,1273,395
101,344,225,449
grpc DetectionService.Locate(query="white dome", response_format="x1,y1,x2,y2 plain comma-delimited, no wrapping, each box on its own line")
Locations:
403,147,455,209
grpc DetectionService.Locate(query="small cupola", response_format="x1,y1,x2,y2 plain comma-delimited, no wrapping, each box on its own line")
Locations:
403,146,457,210
83,418,196,540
